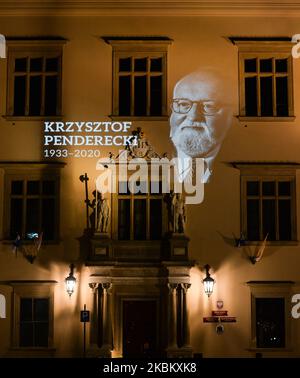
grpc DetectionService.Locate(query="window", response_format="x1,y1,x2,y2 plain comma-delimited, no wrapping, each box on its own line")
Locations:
236,163,297,243
232,39,294,120
247,281,294,351
116,180,164,241
1,163,63,241
6,40,65,118
10,281,56,353
104,37,172,118
20,298,49,347
256,298,285,348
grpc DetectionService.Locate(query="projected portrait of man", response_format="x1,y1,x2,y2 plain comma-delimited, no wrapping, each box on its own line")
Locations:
170,69,233,183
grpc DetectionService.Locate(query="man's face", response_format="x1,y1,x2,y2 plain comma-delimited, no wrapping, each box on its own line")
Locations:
170,72,232,158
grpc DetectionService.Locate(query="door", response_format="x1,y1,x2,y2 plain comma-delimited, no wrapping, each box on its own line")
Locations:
123,300,157,358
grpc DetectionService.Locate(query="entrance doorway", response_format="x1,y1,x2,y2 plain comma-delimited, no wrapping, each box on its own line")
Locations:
123,300,158,358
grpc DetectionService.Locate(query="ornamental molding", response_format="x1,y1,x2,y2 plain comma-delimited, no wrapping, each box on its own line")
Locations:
1,1,300,17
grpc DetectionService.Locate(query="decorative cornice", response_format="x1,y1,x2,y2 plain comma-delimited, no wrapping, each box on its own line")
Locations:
1,1,300,17
231,161,300,168
102,36,173,43
229,36,292,44
247,281,295,285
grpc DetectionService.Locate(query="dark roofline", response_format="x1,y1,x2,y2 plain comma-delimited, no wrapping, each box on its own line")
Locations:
102,36,173,43
230,161,300,168
247,281,295,284
6,36,67,41
229,36,291,44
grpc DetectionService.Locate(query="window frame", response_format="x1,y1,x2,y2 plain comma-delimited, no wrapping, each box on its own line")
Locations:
6,40,66,121
111,163,167,241
235,40,295,122
0,163,63,243
105,38,172,120
247,281,294,352
236,164,298,245
10,281,56,354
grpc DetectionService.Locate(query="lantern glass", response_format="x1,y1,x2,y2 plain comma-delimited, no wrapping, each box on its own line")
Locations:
65,264,76,297
65,276,76,297
203,276,215,297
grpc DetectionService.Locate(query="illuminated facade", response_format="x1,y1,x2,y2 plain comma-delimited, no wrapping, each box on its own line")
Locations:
1,0,300,358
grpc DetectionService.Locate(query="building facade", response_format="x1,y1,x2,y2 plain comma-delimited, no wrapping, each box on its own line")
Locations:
1,0,300,358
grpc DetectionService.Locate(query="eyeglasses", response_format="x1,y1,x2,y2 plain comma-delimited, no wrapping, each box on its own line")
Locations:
171,98,222,115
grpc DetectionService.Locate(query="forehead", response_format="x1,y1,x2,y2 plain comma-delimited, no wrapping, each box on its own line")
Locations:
174,73,223,101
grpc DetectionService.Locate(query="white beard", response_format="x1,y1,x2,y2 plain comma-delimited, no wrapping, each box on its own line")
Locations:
171,127,215,158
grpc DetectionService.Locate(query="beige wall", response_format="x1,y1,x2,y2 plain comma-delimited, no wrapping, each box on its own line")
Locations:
0,13,300,357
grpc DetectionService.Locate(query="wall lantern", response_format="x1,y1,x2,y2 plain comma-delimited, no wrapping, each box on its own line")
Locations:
65,264,76,298
203,264,215,297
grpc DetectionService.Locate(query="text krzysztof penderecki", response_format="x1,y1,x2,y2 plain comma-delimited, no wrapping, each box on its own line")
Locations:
44,121,137,146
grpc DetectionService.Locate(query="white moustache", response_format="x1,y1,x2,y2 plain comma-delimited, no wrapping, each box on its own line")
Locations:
180,122,208,131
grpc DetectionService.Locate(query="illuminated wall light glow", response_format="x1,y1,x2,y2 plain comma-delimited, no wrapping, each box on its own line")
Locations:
203,264,215,297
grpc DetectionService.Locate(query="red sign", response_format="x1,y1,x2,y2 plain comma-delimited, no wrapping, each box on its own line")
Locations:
203,316,237,323
212,310,228,316
203,317,219,323
220,317,236,323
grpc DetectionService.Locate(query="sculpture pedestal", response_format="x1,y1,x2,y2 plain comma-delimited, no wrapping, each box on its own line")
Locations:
89,233,112,261
164,233,190,261
94,232,110,238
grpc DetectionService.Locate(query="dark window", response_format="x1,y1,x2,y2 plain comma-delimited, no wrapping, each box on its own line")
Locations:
134,58,147,71
30,57,43,72
14,76,26,116
134,200,147,239
46,57,59,72
134,76,147,116
260,77,273,116
117,55,164,116
150,199,162,239
15,57,27,72
245,179,294,241
117,181,163,240
9,178,58,241
118,199,130,240
244,58,257,73
11,55,61,116
245,77,257,116
45,76,58,116
247,199,260,240
247,181,259,196
20,298,49,347
276,77,288,116
260,59,272,73
119,57,131,72
276,59,288,73
243,57,291,117
119,76,131,116
256,298,285,348
150,76,162,116
150,58,162,72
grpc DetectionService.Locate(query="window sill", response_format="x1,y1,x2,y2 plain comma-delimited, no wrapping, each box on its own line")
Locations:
109,115,169,121
238,116,295,122
1,239,62,245
243,241,298,246
2,116,63,122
